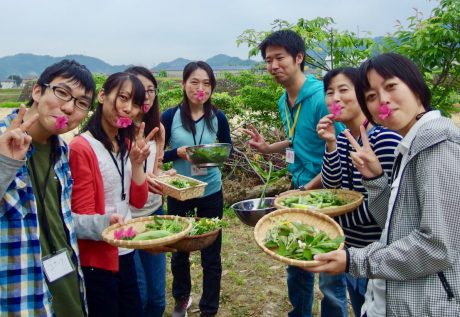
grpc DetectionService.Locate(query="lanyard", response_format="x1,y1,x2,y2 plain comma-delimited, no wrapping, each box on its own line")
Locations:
108,151,126,201
284,102,302,141
192,123,206,146
29,156,58,254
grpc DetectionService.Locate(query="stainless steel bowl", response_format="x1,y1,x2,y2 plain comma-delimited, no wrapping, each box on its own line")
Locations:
231,197,276,227
186,143,232,167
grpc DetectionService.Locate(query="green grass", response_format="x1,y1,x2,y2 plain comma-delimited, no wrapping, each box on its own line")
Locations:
0,88,21,103
0,101,21,108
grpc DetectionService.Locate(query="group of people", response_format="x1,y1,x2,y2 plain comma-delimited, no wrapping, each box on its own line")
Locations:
0,29,459,317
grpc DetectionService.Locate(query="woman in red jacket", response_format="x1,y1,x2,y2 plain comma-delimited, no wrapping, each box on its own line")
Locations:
69,72,156,317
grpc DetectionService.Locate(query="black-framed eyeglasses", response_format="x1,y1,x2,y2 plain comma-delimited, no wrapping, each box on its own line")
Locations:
145,87,159,96
43,84,92,111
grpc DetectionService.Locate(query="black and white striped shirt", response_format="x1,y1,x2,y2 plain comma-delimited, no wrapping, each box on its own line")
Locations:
321,125,401,248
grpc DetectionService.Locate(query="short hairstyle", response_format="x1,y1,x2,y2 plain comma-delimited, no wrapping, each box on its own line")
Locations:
82,72,145,159
31,59,96,106
355,53,432,124
259,30,306,72
180,61,218,135
124,66,160,139
323,67,358,92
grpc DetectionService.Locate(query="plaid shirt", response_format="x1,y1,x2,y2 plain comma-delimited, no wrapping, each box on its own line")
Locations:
349,116,460,316
0,110,86,316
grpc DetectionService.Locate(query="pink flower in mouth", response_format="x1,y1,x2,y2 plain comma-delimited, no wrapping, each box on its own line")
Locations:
55,116,68,129
143,104,150,113
113,226,137,240
329,102,342,118
378,104,392,120
116,117,132,128
197,90,206,102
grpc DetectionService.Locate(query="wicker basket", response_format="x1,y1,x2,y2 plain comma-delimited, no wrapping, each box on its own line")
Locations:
156,174,207,201
274,189,363,217
101,215,192,250
254,208,345,268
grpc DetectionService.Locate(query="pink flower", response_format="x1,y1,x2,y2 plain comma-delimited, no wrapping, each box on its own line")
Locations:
197,90,205,102
114,228,124,240
329,102,342,118
116,117,132,128
378,104,392,120
143,104,150,113
55,116,68,129
113,226,137,240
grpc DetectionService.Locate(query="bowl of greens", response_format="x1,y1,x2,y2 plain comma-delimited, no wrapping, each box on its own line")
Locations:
186,143,232,167
231,197,276,227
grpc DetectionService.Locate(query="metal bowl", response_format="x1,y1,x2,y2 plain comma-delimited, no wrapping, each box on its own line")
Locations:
186,143,232,167
231,197,276,227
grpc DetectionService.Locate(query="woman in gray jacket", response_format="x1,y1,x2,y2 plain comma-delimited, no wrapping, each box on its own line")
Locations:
305,53,460,317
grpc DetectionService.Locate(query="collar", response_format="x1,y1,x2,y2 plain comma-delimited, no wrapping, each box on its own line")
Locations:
396,110,441,157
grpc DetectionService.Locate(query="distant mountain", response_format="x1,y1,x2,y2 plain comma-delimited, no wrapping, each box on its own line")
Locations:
0,53,129,79
153,54,257,71
0,53,258,79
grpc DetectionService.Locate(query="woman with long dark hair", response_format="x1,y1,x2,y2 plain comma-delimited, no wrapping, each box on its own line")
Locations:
69,72,156,317
125,66,168,317
161,61,232,317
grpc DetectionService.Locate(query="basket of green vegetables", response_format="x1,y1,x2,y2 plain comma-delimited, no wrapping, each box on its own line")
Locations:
102,215,192,250
274,189,363,217
155,174,207,201
254,208,345,267
169,217,226,252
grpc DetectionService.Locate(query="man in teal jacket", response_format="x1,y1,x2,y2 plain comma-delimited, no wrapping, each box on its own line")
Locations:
244,30,347,316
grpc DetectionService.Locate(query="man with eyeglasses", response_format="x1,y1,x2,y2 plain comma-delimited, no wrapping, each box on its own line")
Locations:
0,59,95,316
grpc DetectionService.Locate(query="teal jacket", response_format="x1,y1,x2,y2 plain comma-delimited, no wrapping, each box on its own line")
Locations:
278,74,344,188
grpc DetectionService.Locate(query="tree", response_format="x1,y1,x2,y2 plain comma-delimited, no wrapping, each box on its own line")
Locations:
8,75,22,87
236,17,375,71
383,0,460,115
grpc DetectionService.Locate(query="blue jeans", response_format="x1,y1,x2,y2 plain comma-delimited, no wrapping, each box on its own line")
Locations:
346,274,368,317
287,266,348,317
134,208,166,317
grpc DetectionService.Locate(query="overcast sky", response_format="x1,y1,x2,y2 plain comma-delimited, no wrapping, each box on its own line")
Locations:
1,0,438,67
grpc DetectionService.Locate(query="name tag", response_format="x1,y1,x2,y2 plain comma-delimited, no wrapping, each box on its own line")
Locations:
286,148,295,164
116,200,129,217
42,249,75,283
191,165,207,176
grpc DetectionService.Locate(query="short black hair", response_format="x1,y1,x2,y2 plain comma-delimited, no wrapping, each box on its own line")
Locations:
323,67,357,92
355,53,431,124
31,59,96,106
259,30,306,72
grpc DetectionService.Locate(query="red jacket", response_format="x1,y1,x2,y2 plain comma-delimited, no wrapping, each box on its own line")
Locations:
69,135,148,272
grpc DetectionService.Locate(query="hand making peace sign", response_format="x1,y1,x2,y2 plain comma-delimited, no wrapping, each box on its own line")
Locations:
0,105,38,160
129,122,159,166
241,124,269,154
343,125,383,179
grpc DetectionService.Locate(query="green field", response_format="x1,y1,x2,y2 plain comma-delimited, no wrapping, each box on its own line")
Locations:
0,88,21,103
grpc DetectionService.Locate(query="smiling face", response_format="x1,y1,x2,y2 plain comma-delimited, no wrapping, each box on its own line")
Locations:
98,79,141,134
265,45,303,87
365,69,425,136
30,76,92,140
325,74,362,123
182,68,212,106
137,74,156,115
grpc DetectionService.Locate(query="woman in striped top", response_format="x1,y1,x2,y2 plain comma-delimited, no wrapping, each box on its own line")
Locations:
316,67,401,316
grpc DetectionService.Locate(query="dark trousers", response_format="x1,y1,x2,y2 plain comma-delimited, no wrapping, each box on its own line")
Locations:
82,252,142,317
168,189,224,315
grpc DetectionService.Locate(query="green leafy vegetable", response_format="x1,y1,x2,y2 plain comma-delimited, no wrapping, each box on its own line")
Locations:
280,191,349,209
169,179,198,189
145,216,185,234
188,146,230,164
264,219,343,261
189,217,227,236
